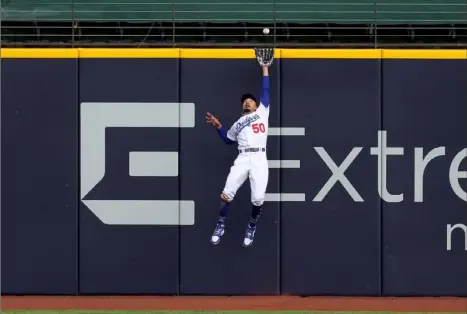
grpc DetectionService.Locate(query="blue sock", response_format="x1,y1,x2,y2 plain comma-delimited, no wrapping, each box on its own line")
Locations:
249,205,263,228
218,201,230,223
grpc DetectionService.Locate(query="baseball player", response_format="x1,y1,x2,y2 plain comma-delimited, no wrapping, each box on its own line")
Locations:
205,48,274,247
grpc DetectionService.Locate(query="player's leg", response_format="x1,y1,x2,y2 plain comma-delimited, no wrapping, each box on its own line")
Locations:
219,157,249,220
243,155,269,247
211,156,249,245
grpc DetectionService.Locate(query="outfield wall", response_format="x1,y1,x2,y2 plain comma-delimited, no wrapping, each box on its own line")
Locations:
1,49,466,296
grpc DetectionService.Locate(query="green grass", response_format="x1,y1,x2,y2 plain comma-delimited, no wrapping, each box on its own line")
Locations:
2,311,462,314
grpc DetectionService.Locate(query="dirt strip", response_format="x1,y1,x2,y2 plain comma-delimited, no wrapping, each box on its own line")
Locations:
2,296,467,312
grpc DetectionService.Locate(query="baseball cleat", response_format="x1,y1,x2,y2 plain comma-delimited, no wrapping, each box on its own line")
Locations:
210,222,225,245
243,224,256,247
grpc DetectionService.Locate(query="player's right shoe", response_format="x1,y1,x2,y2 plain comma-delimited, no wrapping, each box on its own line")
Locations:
210,222,225,245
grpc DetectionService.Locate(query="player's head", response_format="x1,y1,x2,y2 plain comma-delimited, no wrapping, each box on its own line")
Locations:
241,93,258,114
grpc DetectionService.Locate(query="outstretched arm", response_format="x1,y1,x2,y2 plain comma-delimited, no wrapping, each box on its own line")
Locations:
254,48,273,109
260,67,270,108
205,112,235,145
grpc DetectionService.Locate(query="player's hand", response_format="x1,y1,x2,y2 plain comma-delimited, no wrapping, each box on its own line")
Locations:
205,112,221,129
254,48,274,67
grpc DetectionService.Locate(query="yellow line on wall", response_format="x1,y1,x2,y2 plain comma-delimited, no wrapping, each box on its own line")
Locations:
78,48,180,58
381,49,467,59
280,49,383,59
1,48,466,59
0,49,80,58
180,49,257,59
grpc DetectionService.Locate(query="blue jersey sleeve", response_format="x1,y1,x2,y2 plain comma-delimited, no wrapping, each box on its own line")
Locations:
260,75,270,108
217,127,235,145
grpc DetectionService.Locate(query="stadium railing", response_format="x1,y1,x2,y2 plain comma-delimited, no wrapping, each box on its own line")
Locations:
1,0,466,48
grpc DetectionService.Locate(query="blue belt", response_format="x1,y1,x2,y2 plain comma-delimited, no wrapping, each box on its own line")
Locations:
239,147,266,153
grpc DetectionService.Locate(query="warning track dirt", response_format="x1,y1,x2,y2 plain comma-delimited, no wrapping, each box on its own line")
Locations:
2,296,467,312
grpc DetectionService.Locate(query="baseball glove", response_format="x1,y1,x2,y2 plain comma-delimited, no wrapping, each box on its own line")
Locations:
254,48,275,67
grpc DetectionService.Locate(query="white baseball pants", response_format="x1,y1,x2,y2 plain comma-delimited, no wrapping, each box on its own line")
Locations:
222,151,269,206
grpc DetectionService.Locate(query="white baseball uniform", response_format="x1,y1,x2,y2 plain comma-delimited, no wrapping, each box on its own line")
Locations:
217,75,270,206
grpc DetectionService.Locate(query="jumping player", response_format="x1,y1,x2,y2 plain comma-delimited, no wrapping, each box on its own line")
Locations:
205,48,274,247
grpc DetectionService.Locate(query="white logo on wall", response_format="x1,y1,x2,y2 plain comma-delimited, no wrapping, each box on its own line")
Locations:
313,131,467,203
446,224,467,251
80,102,196,226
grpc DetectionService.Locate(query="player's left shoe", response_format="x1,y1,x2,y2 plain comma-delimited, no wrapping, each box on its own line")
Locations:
243,224,256,247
